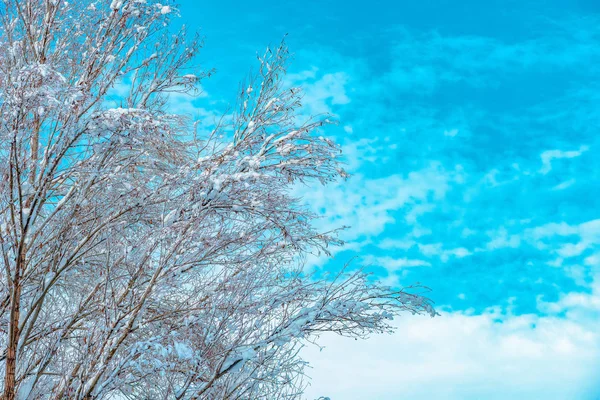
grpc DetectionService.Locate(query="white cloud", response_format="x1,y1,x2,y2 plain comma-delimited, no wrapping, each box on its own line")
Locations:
363,255,430,271
302,309,600,400
552,179,576,191
400,242,472,262
444,128,459,137
538,274,600,318
539,145,588,174
287,69,351,116
340,137,385,171
441,246,471,260
379,238,416,250
297,163,452,240
529,222,579,239
526,219,600,258
584,253,600,266
484,226,521,250
557,242,588,258
405,204,436,224
286,67,319,82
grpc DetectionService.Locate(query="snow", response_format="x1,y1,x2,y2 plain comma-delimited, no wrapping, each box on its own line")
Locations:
274,130,300,145
219,346,258,374
247,156,261,170
16,377,34,400
277,143,294,156
264,97,278,110
110,0,122,10
44,272,55,287
163,209,177,225
247,120,256,134
174,342,193,359
0,14,433,397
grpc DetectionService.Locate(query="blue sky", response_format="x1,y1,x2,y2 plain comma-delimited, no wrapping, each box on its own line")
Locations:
175,1,600,398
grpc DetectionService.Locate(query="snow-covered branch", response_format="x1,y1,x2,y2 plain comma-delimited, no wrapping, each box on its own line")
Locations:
0,1,435,399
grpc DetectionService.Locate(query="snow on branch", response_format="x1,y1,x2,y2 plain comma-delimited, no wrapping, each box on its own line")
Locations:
0,2,435,399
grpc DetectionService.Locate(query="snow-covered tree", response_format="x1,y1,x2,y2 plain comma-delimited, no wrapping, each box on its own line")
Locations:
0,1,435,399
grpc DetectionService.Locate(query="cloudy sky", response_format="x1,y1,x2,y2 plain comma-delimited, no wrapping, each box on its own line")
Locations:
176,1,600,398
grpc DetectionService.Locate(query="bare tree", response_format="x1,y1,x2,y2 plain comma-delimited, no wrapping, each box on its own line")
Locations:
0,1,435,399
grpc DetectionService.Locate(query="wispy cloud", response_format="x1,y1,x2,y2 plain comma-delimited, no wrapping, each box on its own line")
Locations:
539,146,589,175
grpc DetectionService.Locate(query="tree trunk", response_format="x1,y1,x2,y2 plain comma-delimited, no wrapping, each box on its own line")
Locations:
3,265,22,400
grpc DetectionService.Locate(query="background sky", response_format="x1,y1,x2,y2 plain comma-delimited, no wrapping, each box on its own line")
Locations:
174,1,600,398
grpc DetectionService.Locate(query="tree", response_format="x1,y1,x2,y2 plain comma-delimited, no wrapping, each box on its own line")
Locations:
0,1,435,399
